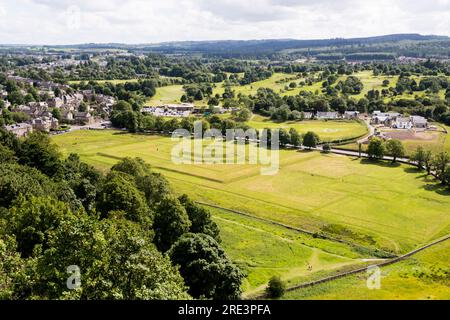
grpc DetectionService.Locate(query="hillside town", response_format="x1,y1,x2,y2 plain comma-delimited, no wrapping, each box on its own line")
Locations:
1,75,115,137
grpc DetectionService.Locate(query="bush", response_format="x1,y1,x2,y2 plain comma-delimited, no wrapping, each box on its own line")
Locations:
266,276,286,298
322,143,331,153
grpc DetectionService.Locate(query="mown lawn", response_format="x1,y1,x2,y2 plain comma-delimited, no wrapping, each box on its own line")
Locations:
53,130,450,256
246,115,368,142
284,239,450,300
145,84,185,106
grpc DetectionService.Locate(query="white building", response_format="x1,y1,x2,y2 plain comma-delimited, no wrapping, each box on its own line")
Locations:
343,111,360,119
316,111,339,119
5,123,33,137
393,117,413,129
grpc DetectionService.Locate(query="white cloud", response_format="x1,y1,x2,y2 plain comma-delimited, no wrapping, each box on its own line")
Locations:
0,0,448,44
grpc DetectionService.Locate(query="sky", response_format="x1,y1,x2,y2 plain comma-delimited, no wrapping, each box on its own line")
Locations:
0,0,449,44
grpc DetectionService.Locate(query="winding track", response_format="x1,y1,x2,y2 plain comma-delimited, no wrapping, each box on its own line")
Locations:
282,234,450,294
256,234,450,298
197,202,449,299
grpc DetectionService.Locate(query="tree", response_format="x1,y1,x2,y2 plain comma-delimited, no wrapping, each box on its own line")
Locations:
5,196,74,257
208,97,220,107
330,97,347,114
96,171,151,225
111,157,151,178
410,146,428,170
322,143,331,153
0,163,54,208
78,102,88,112
423,149,433,175
289,128,302,147
0,144,17,163
279,128,291,146
0,235,28,299
169,233,244,300
385,139,405,163
33,216,190,299
113,100,133,112
7,91,24,105
136,172,172,207
52,108,62,121
18,132,62,177
194,90,204,101
153,196,191,252
443,166,450,187
367,138,385,160
234,108,252,122
178,194,220,242
433,152,450,183
266,276,286,299
303,131,320,149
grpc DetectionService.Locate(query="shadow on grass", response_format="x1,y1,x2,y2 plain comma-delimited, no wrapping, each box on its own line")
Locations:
422,183,450,196
112,131,130,135
359,159,401,168
297,149,315,153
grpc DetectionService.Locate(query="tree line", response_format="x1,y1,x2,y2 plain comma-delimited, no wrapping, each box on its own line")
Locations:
367,137,450,186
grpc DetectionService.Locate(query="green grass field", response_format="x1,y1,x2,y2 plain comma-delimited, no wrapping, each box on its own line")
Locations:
53,130,450,257
284,239,450,300
209,207,368,295
145,85,185,106
247,115,368,142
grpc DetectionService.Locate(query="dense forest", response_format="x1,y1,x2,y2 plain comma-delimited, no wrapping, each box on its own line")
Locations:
0,129,244,299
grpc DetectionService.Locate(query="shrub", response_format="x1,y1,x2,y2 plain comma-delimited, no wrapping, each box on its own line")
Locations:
266,276,286,298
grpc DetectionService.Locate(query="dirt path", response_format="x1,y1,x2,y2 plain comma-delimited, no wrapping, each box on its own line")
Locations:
254,234,450,299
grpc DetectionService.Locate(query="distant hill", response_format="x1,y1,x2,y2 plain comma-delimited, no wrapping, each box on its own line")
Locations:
2,34,449,60
138,34,450,59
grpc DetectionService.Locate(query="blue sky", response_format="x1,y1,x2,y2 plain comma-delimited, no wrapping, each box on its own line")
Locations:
0,0,448,44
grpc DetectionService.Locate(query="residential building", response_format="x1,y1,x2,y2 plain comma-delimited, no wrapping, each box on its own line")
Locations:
301,112,313,119
75,111,94,124
62,110,74,122
4,123,33,137
31,117,59,132
316,111,339,119
410,116,428,128
393,117,413,129
343,111,360,119
48,97,63,108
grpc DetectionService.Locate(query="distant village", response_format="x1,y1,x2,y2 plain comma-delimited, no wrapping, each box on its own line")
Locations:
1,75,432,140
1,75,115,137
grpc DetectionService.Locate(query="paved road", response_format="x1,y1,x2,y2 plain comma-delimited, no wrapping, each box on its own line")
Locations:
304,145,411,164
357,119,375,144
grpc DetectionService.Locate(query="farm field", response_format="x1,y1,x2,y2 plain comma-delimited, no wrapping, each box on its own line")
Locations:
284,239,450,300
246,115,368,142
53,130,450,257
